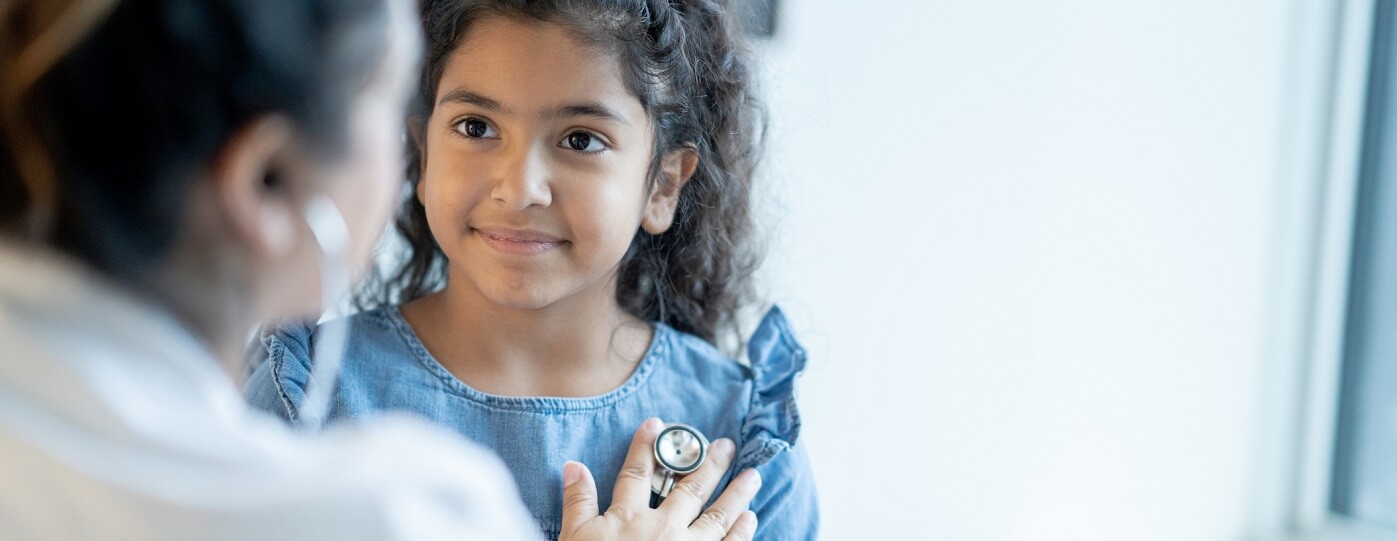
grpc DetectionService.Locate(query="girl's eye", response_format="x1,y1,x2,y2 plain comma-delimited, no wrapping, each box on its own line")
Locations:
455,118,497,139
560,131,606,153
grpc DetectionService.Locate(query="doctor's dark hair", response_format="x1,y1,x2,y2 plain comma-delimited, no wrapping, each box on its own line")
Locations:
0,0,391,277
366,0,766,349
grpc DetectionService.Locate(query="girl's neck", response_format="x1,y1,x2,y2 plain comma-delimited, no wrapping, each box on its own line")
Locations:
401,273,654,398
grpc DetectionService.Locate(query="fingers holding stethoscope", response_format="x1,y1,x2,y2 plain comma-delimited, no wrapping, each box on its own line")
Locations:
659,437,736,517
720,509,759,541
688,468,761,539
558,418,763,541
611,417,666,509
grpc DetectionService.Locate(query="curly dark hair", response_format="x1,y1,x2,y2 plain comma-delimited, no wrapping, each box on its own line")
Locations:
360,0,766,350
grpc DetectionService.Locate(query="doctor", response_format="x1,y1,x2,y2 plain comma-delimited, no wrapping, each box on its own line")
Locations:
0,0,760,539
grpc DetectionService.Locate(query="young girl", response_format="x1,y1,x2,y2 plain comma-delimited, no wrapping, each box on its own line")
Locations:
244,0,817,538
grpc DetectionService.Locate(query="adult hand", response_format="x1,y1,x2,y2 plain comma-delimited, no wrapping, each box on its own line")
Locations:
559,418,761,541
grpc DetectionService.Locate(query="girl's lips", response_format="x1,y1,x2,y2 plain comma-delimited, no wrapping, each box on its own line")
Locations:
472,227,566,255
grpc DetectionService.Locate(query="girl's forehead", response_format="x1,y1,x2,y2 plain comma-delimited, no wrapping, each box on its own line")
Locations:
436,16,645,121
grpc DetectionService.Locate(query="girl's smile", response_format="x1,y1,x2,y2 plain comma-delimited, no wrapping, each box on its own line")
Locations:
471,226,568,256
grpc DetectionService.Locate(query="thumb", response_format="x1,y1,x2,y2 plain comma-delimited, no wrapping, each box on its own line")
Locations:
560,461,599,539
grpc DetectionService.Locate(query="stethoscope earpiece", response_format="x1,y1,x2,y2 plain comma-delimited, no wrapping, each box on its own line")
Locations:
650,423,709,507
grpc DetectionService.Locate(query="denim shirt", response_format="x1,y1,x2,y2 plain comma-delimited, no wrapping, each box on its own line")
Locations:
243,305,818,540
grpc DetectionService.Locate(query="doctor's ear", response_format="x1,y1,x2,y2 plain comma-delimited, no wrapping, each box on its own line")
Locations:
208,114,304,259
641,146,698,235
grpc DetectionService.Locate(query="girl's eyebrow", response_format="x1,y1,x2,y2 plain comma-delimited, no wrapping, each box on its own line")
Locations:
545,102,631,127
438,88,513,113
438,88,629,127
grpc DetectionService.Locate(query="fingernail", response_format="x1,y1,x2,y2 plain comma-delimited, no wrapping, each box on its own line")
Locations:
743,469,763,489
713,438,735,456
644,417,663,433
563,461,581,487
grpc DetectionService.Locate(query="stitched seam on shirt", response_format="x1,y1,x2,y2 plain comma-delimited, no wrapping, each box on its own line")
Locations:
436,338,666,414
266,340,300,423
385,306,667,413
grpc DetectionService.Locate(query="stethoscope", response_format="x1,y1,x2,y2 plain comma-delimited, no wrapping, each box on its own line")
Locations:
298,197,713,502
649,423,710,507
299,196,351,431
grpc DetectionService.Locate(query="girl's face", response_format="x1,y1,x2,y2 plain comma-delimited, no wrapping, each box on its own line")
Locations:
420,17,667,310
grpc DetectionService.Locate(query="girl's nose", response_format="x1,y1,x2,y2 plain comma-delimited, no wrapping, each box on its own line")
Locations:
490,144,552,210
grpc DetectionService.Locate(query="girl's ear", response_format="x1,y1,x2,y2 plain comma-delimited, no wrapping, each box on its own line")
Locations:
641,146,698,235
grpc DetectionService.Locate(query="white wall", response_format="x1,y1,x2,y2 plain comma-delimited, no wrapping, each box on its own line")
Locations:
756,2,1296,539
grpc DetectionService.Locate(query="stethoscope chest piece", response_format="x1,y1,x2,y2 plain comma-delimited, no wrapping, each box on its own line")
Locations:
649,423,709,507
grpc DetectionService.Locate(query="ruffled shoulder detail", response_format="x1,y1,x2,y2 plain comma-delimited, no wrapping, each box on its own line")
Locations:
252,319,317,422
737,306,808,469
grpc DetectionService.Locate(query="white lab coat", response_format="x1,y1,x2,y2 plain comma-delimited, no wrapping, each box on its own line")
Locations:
0,243,543,540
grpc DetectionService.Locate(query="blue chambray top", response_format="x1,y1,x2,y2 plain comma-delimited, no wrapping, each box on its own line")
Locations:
243,305,818,540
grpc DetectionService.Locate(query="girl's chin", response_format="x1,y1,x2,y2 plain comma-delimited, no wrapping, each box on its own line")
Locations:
484,295,556,311
474,279,566,311
451,262,600,311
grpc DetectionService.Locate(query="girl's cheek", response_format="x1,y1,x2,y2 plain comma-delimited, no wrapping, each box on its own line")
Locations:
578,181,645,249
422,170,484,227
